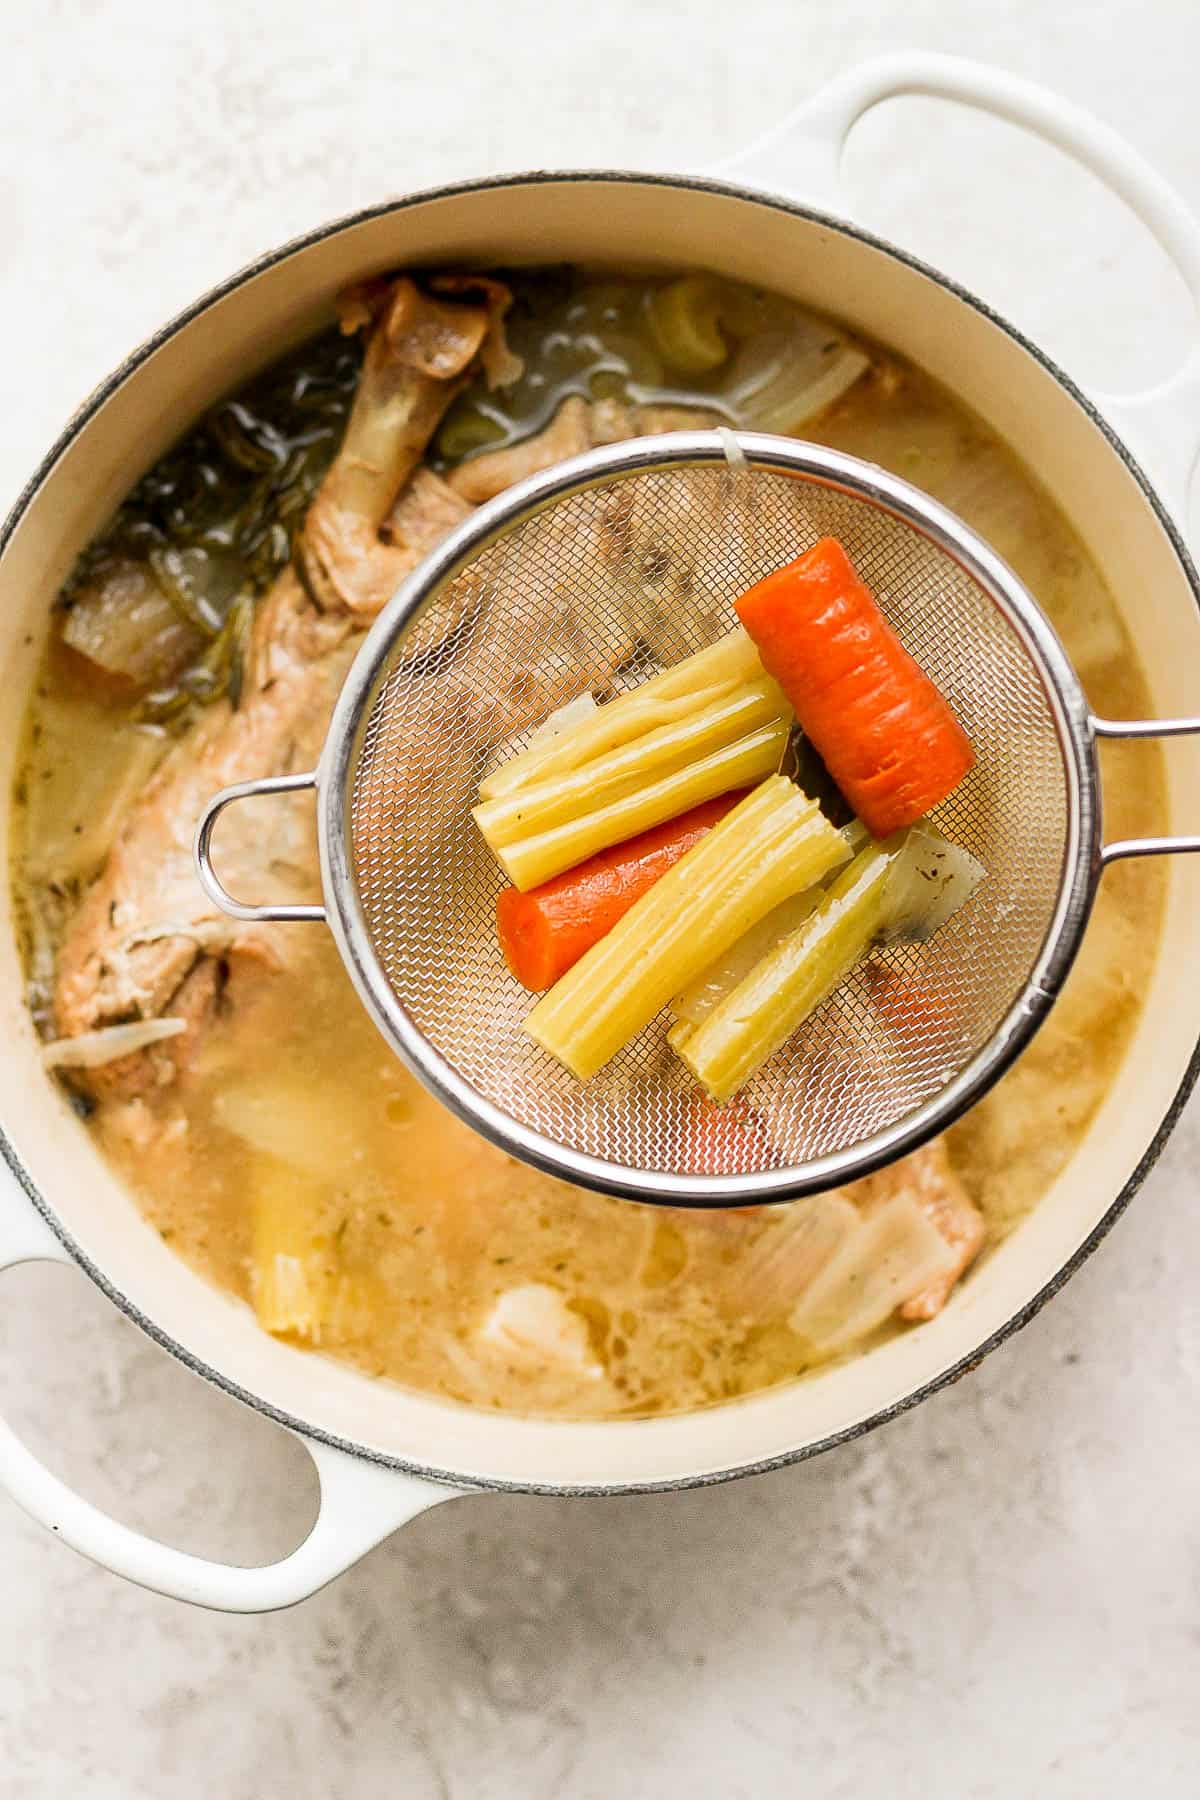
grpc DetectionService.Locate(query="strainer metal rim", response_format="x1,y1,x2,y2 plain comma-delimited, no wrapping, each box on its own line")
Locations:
316,430,1100,1205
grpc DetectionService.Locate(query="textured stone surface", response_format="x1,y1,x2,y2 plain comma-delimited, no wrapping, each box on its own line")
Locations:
3,2,1200,1793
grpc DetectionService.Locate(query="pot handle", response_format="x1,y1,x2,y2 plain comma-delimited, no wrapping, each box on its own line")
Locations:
0,1179,459,1611
717,51,1200,523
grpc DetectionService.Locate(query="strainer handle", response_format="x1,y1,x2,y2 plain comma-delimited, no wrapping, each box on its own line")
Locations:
716,52,1200,520
1094,716,1200,865
194,770,325,923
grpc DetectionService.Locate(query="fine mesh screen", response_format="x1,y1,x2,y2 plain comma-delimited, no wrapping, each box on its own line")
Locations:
347,452,1071,1184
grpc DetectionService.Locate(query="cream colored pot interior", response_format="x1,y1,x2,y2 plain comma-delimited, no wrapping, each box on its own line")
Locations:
2,177,1198,1490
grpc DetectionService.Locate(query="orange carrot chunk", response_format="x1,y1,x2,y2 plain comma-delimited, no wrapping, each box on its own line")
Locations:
735,538,974,837
496,791,748,992
864,962,955,1038
683,1092,776,1194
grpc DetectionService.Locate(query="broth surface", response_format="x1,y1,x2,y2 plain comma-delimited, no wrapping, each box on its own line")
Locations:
11,270,1165,1419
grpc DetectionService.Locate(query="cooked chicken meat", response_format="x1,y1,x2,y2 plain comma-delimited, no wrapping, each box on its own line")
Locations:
52,295,724,1100
54,278,504,1095
446,394,720,504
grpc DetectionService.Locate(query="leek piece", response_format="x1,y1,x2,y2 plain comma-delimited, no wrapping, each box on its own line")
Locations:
676,839,895,1103
478,627,763,801
495,716,790,892
524,776,849,1079
787,1195,956,1353
474,676,788,851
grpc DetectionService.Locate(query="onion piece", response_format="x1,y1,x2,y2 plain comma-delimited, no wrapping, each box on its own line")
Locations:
62,559,203,692
883,824,986,943
720,324,870,433
722,1193,859,1318
788,1195,956,1353
525,689,598,748
41,1017,185,1071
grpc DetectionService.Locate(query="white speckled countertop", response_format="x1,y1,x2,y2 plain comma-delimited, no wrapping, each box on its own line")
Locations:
4,3,1200,1793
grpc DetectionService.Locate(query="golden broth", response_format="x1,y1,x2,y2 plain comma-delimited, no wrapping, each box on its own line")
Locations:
10,272,1165,1420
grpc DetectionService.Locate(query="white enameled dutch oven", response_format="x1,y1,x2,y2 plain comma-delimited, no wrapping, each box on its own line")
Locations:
3,53,1200,1612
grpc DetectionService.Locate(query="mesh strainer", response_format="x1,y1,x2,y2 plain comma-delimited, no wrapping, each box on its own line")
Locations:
195,432,1200,1206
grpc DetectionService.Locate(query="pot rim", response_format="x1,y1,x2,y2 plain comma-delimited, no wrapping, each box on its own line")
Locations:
2,165,1198,1496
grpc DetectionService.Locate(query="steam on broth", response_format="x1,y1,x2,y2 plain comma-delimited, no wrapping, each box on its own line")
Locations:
10,268,1164,1419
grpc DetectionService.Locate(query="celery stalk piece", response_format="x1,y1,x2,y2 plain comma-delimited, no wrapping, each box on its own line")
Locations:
524,776,850,1079
493,717,791,892
473,676,788,851
249,1152,334,1343
676,839,896,1103
477,627,764,802
670,890,821,1030
669,817,872,1029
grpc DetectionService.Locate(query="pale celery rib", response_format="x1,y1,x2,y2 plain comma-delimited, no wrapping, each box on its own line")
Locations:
473,675,788,851
490,717,790,892
477,627,764,802
249,1152,333,1343
524,776,850,1079
674,839,895,1103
